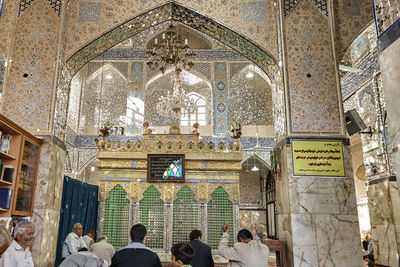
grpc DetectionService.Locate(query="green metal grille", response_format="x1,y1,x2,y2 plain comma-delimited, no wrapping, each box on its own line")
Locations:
139,185,164,250
172,186,199,244
207,186,234,249
104,185,130,249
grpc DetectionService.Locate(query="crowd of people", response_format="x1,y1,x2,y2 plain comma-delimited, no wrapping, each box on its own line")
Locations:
0,220,269,267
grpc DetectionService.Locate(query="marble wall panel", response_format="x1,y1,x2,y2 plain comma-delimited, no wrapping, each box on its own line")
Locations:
367,180,400,265
276,143,362,266
314,214,362,266
371,224,399,266
64,0,279,62
333,0,374,60
291,213,319,267
2,1,59,131
374,0,400,37
380,37,400,196
285,0,340,133
32,139,66,266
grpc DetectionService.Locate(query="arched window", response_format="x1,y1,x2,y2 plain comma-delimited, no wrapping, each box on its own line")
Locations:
126,95,144,133
180,93,206,126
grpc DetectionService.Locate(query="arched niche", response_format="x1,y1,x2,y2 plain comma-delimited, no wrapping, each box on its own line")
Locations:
54,2,281,140
229,64,273,126
144,68,212,126
76,63,130,134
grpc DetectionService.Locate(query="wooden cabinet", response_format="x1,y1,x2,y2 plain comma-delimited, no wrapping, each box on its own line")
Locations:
0,114,41,217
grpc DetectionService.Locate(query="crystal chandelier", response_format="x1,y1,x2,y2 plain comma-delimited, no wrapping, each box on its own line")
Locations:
156,74,196,117
147,23,197,117
146,23,196,76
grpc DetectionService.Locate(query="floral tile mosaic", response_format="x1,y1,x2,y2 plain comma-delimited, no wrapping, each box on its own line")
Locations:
64,1,279,64
285,0,340,133
3,1,59,131
0,0,18,54
334,0,374,60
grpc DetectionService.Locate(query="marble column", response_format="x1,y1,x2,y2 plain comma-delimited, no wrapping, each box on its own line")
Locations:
276,143,361,266
367,179,400,266
380,37,400,196
31,137,66,266
277,0,363,265
378,19,400,267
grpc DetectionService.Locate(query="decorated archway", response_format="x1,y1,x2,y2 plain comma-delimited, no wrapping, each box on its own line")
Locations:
53,2,283,141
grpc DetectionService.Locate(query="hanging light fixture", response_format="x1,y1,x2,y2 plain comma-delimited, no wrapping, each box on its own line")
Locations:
147,23,197,117
146,23,196,76
155,74,196,117
251,155,259,172
245,159,250,172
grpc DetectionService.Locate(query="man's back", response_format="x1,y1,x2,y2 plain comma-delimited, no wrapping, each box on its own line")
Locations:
190,239,214,267
232,240,269,267
59,251,100,267
218,232,269,267
111,242,161,267
91,240,115,265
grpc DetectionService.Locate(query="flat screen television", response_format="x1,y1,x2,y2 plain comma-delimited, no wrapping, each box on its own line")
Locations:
147,154,185,182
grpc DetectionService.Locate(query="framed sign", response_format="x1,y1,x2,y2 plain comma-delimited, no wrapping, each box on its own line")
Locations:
292,140,346,177
147,154,185,182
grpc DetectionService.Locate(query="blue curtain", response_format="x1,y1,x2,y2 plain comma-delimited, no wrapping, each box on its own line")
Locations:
55,176,98,266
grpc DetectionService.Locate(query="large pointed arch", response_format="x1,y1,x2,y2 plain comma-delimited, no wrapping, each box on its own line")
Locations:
54,2,282,140
65,3,278,78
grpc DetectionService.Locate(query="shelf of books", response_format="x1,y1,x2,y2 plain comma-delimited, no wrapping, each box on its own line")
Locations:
0,113,41,218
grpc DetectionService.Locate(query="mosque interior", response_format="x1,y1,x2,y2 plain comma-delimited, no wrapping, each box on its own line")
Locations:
0,0,400,266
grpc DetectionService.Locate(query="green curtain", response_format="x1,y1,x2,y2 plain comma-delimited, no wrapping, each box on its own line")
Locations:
55,176,98,266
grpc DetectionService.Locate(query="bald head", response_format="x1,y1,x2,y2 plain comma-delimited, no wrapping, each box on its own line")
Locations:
0,225,12,255
72,223,83,237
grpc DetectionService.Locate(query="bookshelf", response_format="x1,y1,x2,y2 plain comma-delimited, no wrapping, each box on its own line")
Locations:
0,114,41,217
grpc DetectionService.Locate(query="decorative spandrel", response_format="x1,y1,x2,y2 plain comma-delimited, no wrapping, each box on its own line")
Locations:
172,186,199,244
139,185,164,250
207,186,234,249
104,185,130,249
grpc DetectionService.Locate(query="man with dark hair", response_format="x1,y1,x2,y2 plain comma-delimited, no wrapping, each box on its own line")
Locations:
111,224,161,267
171,242,195,267
189,229,214,267
218,222,269,267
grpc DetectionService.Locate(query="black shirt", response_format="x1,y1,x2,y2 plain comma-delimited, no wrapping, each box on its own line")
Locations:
190,239,214,267
111,243,162,267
